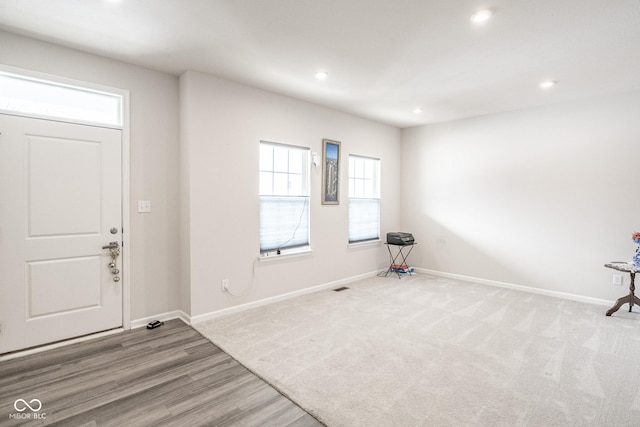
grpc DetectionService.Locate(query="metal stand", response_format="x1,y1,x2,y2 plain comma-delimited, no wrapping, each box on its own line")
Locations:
382,243,416,278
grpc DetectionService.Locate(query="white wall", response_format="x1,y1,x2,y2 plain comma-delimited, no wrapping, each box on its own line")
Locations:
0,31,183,320
180,71,401,317
9,29,636,323
401,90,640,301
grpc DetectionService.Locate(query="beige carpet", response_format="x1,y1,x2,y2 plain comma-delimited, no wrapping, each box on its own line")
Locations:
195,273,640,426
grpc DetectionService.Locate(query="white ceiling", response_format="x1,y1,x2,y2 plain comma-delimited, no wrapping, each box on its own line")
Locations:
1,0,639,128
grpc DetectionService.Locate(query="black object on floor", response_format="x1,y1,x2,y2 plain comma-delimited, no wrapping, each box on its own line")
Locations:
146,320,164,329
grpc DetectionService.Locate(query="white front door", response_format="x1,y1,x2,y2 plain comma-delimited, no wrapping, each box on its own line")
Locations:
0,114,123,354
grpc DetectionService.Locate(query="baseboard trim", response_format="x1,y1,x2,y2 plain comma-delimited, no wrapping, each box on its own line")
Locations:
190,270,380,325
417,268,613,307
130,310,191,329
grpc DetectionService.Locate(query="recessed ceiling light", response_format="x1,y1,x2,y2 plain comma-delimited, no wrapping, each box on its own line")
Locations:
470,9,492,23
413,107,423,114
539,80,558,89
315,71,328,80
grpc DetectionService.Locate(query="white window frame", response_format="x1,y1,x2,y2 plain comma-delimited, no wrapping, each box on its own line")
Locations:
348,154,381,244
0,68,123,129
259,140,311,257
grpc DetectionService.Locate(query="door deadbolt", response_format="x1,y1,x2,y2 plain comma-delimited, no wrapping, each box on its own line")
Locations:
110,227,118,234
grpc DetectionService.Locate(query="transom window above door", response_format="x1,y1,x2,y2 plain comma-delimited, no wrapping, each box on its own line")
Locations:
0,71,123,128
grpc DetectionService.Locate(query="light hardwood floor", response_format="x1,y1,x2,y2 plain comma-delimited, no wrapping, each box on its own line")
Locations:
0,320,323,426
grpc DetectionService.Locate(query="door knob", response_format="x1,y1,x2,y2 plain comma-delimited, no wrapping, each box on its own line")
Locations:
102,241,119,250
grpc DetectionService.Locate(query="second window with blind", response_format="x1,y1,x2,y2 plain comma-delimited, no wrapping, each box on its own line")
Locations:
348,155,380,243
259,141,310,255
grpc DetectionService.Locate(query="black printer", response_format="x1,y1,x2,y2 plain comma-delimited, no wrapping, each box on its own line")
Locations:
386,232,414,246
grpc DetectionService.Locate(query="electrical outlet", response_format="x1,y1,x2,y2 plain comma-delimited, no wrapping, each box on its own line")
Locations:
221,279,229,292
613,275,623,286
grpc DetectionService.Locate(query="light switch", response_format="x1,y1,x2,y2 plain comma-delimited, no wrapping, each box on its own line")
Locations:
138,200,151,213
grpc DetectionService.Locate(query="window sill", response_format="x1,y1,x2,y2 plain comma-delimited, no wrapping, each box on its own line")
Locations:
258,248,313,263
348,239,382,249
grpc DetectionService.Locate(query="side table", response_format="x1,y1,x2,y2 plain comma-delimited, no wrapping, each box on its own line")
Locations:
604,262,640,316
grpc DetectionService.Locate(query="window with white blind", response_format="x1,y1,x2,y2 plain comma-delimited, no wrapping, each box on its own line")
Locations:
348,155,380,243
259,141,310,254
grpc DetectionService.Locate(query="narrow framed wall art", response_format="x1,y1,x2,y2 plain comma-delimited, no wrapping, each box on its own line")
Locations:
322,138,340,205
